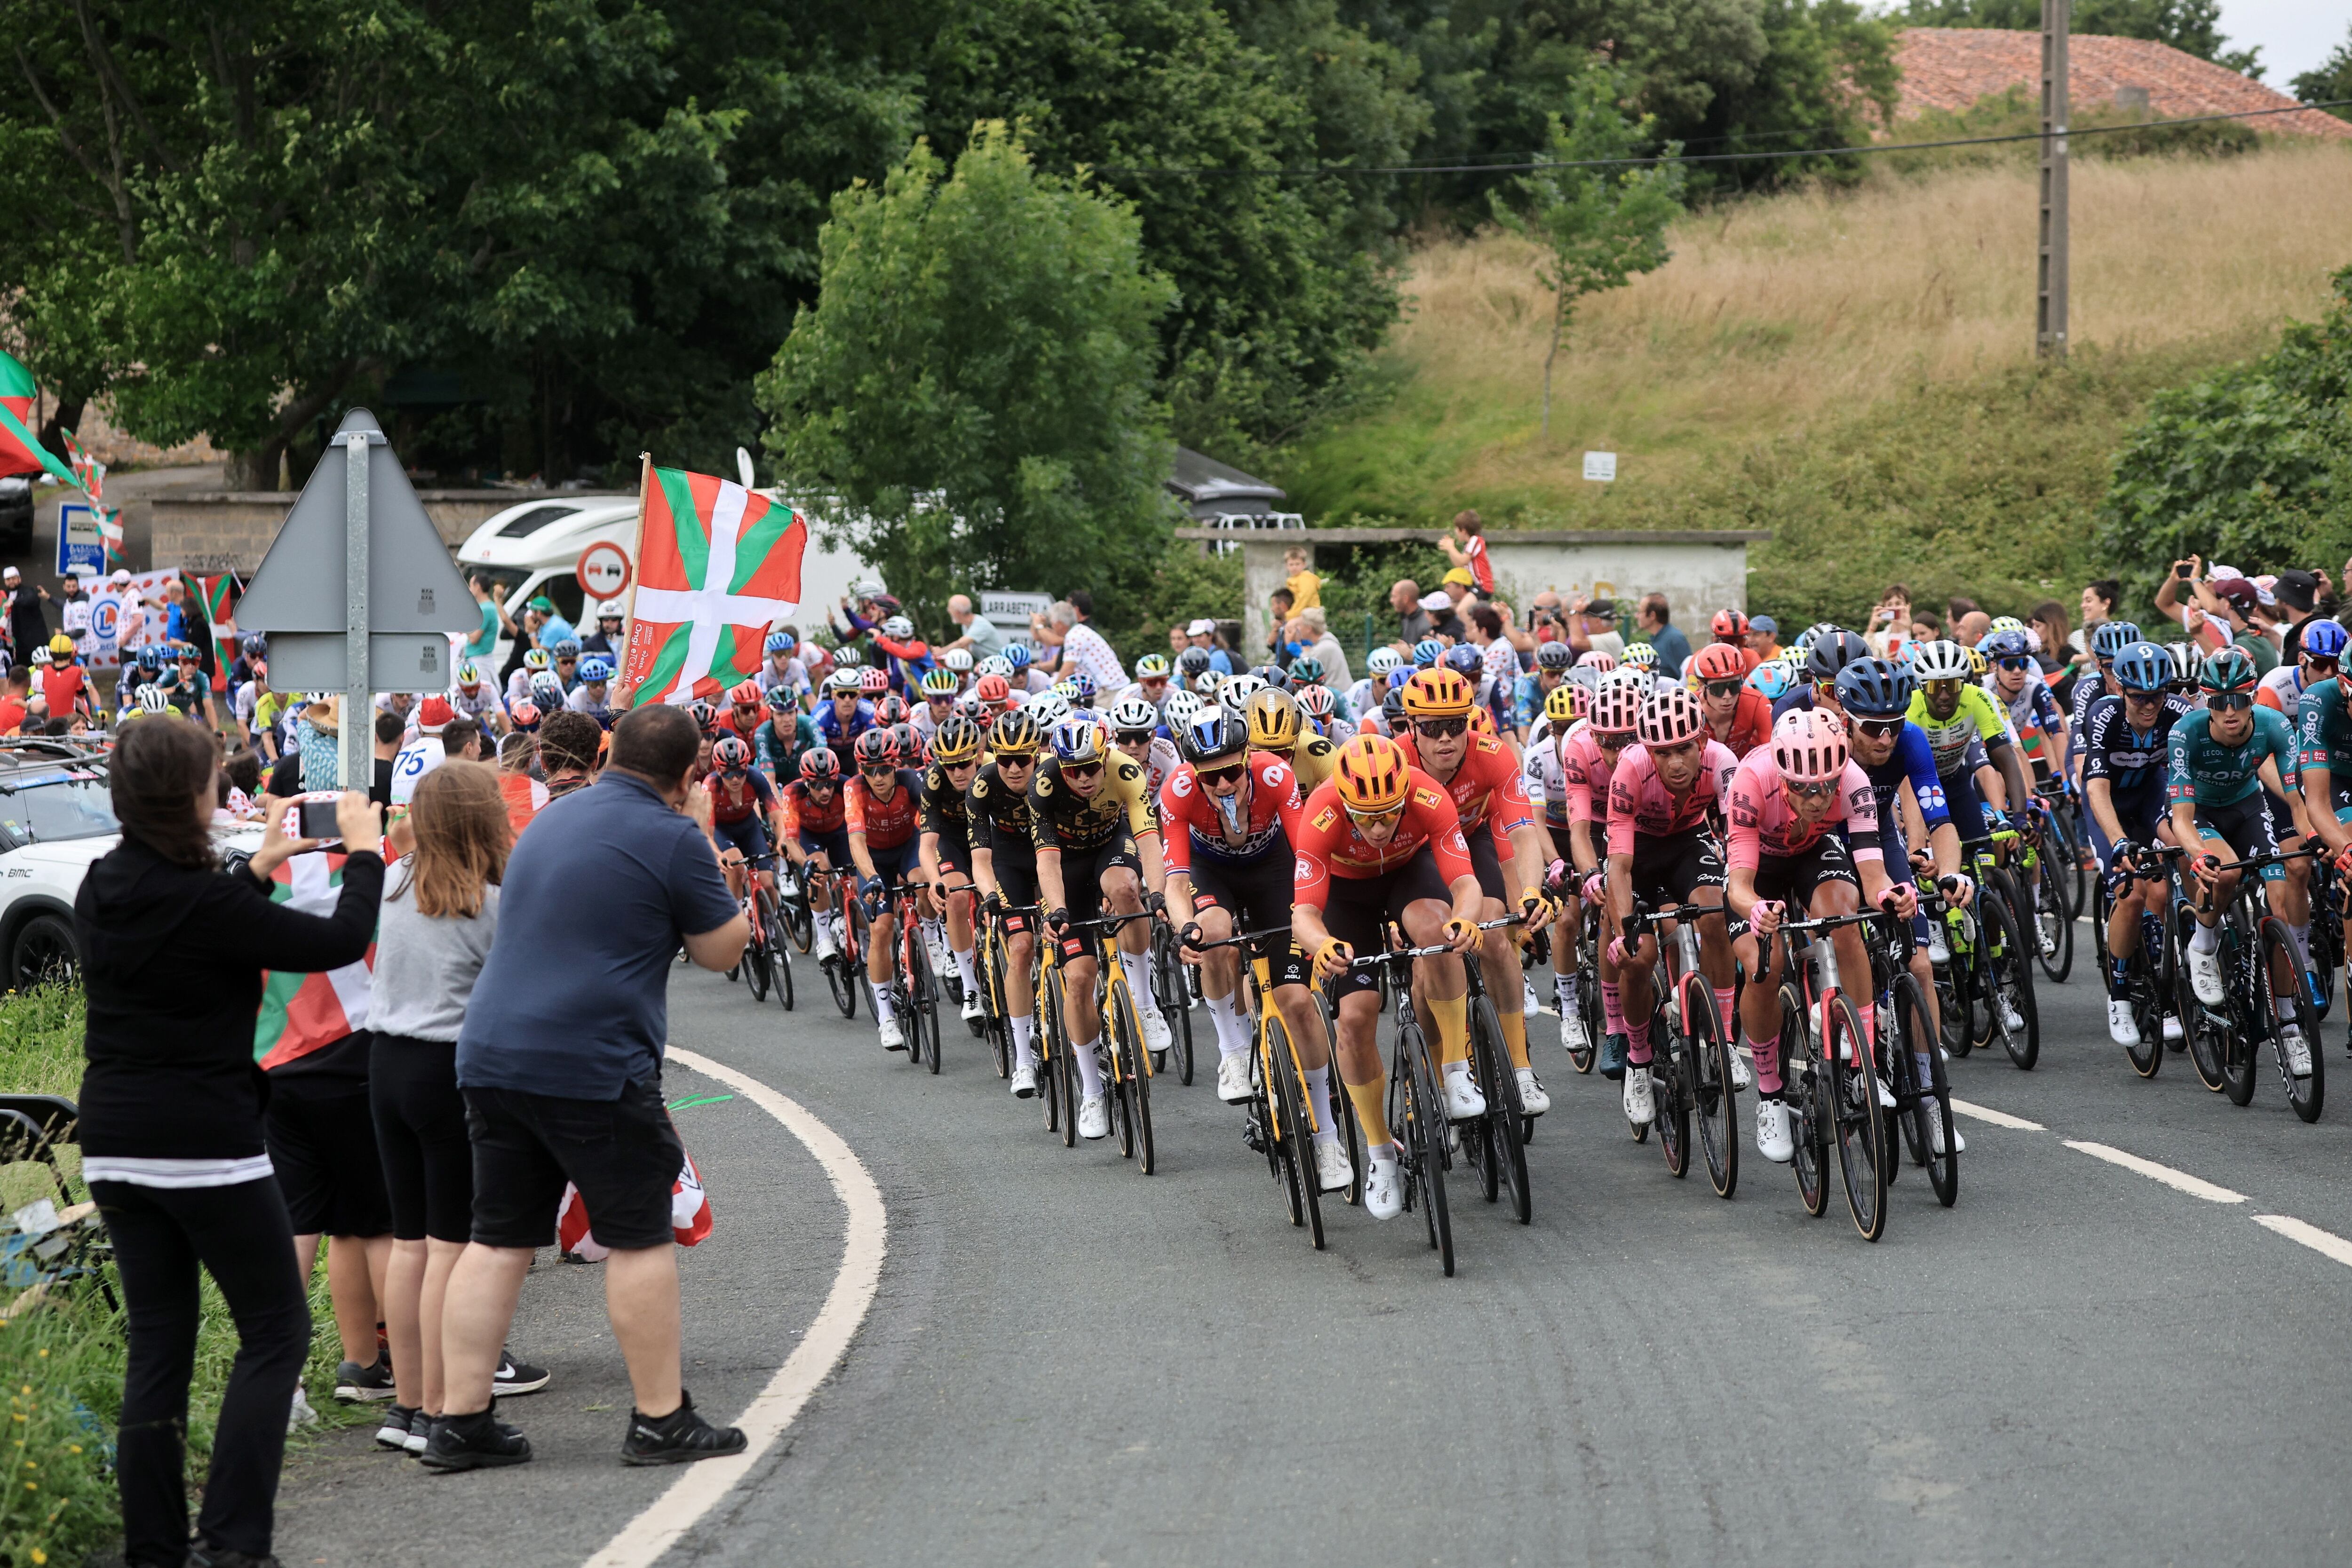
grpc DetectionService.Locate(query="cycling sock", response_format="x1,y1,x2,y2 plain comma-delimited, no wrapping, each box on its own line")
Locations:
1914,1050,1935,1094
2290,921,2312,973
1129,975,1163,1022
1204,991,1250,1059
1303,1066,1340,1146
870,979,894,1017
1600,980,1625,1034
2190,918,2219,955
1746,1031,1783,1095
1345,1078,1392,1148
952,946,978,992
2108,953,2133,999
1713,987,1738,1038
1625,1015,1653,1066
1556,971,1579,1011
1071,1035,1104,1098
2277,994,2300,1021
1429,994,1470,1067
1498,1008,1531,1071
1011,1014,1036,1070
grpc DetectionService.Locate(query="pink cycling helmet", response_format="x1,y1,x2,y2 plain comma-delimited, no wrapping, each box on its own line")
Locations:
1581,651,1619,675
1770,707,1850,784
1591,671,1647,736
1637,687,1706,748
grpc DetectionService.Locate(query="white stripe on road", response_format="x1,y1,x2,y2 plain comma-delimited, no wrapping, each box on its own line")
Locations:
2252,1213,2352,1268
2062,1139,2247,1203
585,1048,888,1568
1949,1098,2045,1131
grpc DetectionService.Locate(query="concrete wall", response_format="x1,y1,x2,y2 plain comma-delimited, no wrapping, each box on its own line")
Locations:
149,490,613,576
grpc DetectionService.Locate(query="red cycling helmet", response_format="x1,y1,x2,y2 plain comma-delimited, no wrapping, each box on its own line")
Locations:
729,680,763,709
857,668,890,695
1710,608,1749,640
852,727,899,767
1687,641,1749,686
974,673,1011,707
799,747,841,782
712,735,752,769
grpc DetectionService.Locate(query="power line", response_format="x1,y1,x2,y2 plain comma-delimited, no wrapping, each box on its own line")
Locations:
1089,97,2352,179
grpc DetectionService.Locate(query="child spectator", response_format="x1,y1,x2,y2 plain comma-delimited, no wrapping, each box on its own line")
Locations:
1282,545,1321,612
498,730,548,836
1441,509,1494,598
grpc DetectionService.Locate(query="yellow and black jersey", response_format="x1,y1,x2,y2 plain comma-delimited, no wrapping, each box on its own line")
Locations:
1030,754,1158,852
918,762,972,838
1281,733,1337,797
967,760,1034,855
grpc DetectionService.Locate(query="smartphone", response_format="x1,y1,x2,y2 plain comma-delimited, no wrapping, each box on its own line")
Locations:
2177,563,2194,579
297,798,341,843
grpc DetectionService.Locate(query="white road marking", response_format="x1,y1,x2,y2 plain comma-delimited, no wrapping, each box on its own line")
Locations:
2252,1214,2352,1268
585,1048,888,1568
1949,1098,2045,1131
2063,1139,2247,1203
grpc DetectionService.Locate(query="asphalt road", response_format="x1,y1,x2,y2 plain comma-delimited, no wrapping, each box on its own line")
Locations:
276,922,2352,1567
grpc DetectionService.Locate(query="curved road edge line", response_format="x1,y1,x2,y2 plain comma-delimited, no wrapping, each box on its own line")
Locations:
583,1046,888,1568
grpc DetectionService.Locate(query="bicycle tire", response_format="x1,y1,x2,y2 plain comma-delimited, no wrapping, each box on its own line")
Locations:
1783,986,1828,1218
2124,931,2167,1080
1470,991,1531,1224
984,930,1012,1079
770,908,795,1011
1649,982,1691,1181
1981,889,2041,1070
1043,970,1076,1146
831,893,865,1019
1935,908,1974,1059
1269,1030,1306,1226
1150,924,1196,1087
743,912,770,1002
1682,971,1738,1200
1123,977,1157,1171
2252,915,2323,1121
1825,992,1888,1242
1268,1012,1322,1245
1398,1016,1453,1276
1570,931,1600,1073
1891,971,1955,1207
898,920,929,1071
2178,918,2229,1092
2033,848,2074,984
781,879,814,954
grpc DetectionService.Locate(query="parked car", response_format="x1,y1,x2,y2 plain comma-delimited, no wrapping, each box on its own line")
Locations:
0,475,33,557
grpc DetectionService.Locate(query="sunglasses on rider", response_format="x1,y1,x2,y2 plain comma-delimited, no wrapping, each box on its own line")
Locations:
2309,659,2341,677
1116,729,1156,745
859,762,895,776
1851,716,1905,740
1414,717,1469,740
1061,761,1104,781
1785,779,1837,799
1994,657,2033,672
1923,677,1964,696
2123,690,2163,706
2207,692,2253,711
1195,761,1248,787
1703,680,1743,700
1343,803,1405,828
1594,730,1635,749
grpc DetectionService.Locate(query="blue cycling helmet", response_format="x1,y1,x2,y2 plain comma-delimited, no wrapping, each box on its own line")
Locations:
1412,638,1446,669
1253,662,1292,692
136,645,163,671
1068,671,1097,703
1747,660,1796,702
1443,645,1483,677
1981,629,2032,661
2090,620,2142,660
1834,657,1915,718
1048,717,1104,764
1386,666,1412,691
578,655,612,683
1004,644,1032,671
2109,641,2173,694
765,631,795,655
2300,619,2349,661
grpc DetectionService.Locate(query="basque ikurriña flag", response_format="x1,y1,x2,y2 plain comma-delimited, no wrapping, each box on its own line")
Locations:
622,461,806,707
253,849,374,1069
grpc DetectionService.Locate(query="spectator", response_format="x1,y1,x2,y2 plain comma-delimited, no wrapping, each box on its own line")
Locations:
1057,590,1127,694
1746,616,1782,662
497,730,548,835
1267,586,1295,656
943,593,1007,659
4,564,51,657
430,704,747,1470
1955,609,1992,647
1282,545,1321,611
0,665,28,733
220,751,262,819
392,697,456,807
1569,596,1626,660
293,693,343,792
1946,596,1980,628
1908,609,1943,644
77,718,382,1568
465,574,515,661
445,715,485,763
1185,618,1236,677
2274,568,2324,663
2077,578,2121,655
1296,606,1352,690
1635,593,1691,678
59,571,90,658
1439,567,1476,615
537,709,603,800
497,601,551,692
2027,600,2072,669
1166,623,1191,661
1467,605,1518,715
1438,509,1494,599
1864,583,1912,658
39,632,88,719
1390,579,1432,646
371,710,405,807
2207,576,2280,674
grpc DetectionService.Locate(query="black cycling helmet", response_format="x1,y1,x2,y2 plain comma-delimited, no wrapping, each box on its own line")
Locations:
1252,663,1292,692
1381,685,1408,725
1804,629,1872,685
1834,656,1915,718
852,727,899,767
1534,641,1573,671
1177,712,1247,764
1176,647,1212,677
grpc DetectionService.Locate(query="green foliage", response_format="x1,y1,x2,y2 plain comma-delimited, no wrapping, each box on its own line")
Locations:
2096,267,2352,613
1880,85,2259,170
1900,0,2264,77
759,126,1178,635
2294,25,2352,119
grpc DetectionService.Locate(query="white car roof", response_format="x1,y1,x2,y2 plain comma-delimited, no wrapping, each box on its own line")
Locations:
454,496,636,571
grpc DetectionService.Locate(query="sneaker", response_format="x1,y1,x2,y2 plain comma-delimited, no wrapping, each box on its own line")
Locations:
1442,1064,1487,1120
1755,1096,1795,1162
1925,926,1950,964
2107,998,2143,1047
1728,1046,1753,1091
404,1417,430,1456
1009,1063,1039,1098
287,1385,318,1434
1136,1005,1172,1056
1077,1094,1111,1140
1216,1053,1253,1104
961,989,985,1023
877,1010,906,1051
1362,1149,1404,1219
621,1390,747,1467
1598,1030,1628,1081
2188,943,2225,1005
375,1404,419,1451
1313,1140,1354,1192
493,1349,549,1397
335,1351,396,1403
1561,1006,1590,1055
2282,1023,2313,1077
1515,1067,1550,1115
417,1404,532,1472
1621,1066,1655,1126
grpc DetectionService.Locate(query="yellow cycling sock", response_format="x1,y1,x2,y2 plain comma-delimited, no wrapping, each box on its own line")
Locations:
1498,1007,1530,1071
1430,993,1469,1067
1345,1078,1393,1149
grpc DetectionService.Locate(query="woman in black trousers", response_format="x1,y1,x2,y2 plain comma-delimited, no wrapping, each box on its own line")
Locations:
76,718,383,1568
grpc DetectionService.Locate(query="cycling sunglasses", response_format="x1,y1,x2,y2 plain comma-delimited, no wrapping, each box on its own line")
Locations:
1115,730,1156,745
1195,760,1248,787
1702,680,1743,700
1994,657,2034,672
1922,677,1965,696
2122,690,2165,705
1851,716,1905,739
1414,716,1469,740
1061,760,1104,780
940,756,979,771
1593,730,1635,749
2308,658,2341,677
2206,691,2254,711
1343,803,1406,829
858,761,896,775
1785,778,1837,799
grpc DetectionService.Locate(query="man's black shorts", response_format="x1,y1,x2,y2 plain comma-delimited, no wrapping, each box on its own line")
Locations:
1315,844,1453,999
1627,827,1725,911
930,821,974,882
991,845,1041,932
1188,851,1311,988
464,1076,683,1251
1750,834,1860,911
1048,831,1141,955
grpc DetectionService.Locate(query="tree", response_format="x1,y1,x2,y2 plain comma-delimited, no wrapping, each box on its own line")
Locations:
2293,24,2352,119
756,125,1179,630
1491,69,1687,438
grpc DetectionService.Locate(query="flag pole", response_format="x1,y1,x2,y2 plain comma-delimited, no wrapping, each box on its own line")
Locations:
615,452,651,707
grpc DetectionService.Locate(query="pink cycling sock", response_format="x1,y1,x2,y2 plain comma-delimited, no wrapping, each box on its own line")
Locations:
1714,987,1738,1035
1855,1002,1876,1062
1626,1014,1653,1066
1746,1031,1783,1095
1600,980,1625,1034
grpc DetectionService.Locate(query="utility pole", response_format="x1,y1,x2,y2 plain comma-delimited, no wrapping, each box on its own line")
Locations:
2038,0,2070,358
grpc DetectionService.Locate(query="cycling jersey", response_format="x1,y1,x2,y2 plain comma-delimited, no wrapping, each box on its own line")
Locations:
2166,705,2296,810
1558,726,1626,826
2295,677,2352,780
1724,748,1884,868
1395,731,1538,854
1511,672,1565,733
2256,662,2307,714
1522,718,1571,825
846,768,923,851
1119,736,1182,801
1855,720,1952,833
778,778,847,837
967,761,1037,857
1707,689,1775,759
1995,677,2065,760
916,761,974,838
1160,753,1302,871
449,686,503,726
813,699,875,747
1029,754,1157,853
754,712,816,780
2084,692,2193,791
1290,772,1475,899
702,766,778,826
1604,740,1739,857
1279,733,1337,797
1906,684,2015,779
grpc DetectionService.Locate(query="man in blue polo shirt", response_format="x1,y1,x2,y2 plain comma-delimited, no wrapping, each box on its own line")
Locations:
429,703,749,1471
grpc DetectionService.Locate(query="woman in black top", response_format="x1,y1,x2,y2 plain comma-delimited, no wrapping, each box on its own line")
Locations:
76,717,383,1568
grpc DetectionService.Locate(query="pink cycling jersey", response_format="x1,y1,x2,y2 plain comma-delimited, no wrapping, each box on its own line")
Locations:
1723,748,1883,871
1558,725,1624,826
1605,740,1740,858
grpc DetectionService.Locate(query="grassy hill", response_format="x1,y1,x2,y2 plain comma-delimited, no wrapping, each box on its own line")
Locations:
1275,140,2352,627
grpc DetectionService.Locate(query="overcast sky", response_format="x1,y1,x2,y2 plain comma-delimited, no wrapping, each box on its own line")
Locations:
2219,1,2345,85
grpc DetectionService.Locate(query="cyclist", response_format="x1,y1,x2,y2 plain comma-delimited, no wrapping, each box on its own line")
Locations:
2259,616,2347,715
971,708,1048,1097
1006,642,1047,695
1561,670,1650,1076
1906,639,2034,846
815,669,875,747
1032,718,1171,1139
1289,733,1487,1219
916,715,989,1025
1296,682,1340,738
1392,669,1557,1115
565,656,617,727
939,646,975,692
703,735,786,907
758,630,810,706
1523,681,1589,1044
1512,641,1576,737
779,748,851,960
912,668,960,743
753,690,817,782
1984,628,2069,784
549,639,583,695
1605,687,1745,1127
1110,696,1181,796
1687,641,1772,756
2070,620,2144,784
504,646,552,711
2294,636,2352,1041
1772,629,1870,722
846,726,926,1051
450,661,506,732
1348,646,1402,720
2171,646,2311,1075
1727,708,1915,1163
2085,641,2194,1048
1123,653,1174,715
1244,686,1337,798
1288,656,1347,724
1710,609,1760,672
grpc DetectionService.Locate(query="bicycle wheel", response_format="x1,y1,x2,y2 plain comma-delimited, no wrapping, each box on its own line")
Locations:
1891,971,1955,1208
2253,915,2323,1121
1981,889,2041,1070
2177,919,2229,1091
1267,1013,1322,1246
1682,971,1738,1200
898,922,930,1071
2033,849,2074,984
1935,911,1974,1059
781,878,814,954
981,929,1010,1078
1649,984,1691,1180
1570,931,1600,1073
830,895,864,1019
2050,799,2087,918
1042,971,1076,1146
1783,987,1828,1218
1118,976,1155,1172
1470,992,1530,1224
743,914,771,1003
1394,1016,1453,1276
1825,992,1887,1242
1151,924,1196,1087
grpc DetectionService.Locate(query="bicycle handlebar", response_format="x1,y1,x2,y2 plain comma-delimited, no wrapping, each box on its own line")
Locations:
1187,925,1293,953
1345,914,1525,970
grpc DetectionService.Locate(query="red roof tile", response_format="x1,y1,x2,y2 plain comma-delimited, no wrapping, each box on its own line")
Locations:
1892,28,2351,140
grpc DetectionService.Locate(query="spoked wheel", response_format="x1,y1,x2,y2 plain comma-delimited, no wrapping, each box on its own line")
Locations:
1267,1015,1321,1246
1393,1021,1453,1276
1114,978,1154,1173
2258,915,2325,1123
1470,992,1530,1224
1981,889,2041,1070
1151,924,1196,1087
1825,993,1888,1242
1891,972,1955,1207
759,890,793,1009
744,918,771,1003
831,896,865,1019
2032,849,2074,984
1650,987,1692,1181
1783,987,1828,1218
780,878,815,954
1682,972,1738,1199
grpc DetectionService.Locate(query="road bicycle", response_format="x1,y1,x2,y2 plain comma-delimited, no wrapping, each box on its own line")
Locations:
733,852,794,1010
1859,907,1955,1208
888,876,945,1074
1623,899,1738,1198
818,862,864,1019
774,854,816,955
1039,908,1156,1173
2096,841,2189,1080
1922,830,2039,1070
977,900,1040,1086
1566,918,1602,1075
1343,934,1458,1276
2174,844,2323,1122
2020,788,2075,983
1147,917,1196,1085
1756,906,1893,1242
2035,774,2089,919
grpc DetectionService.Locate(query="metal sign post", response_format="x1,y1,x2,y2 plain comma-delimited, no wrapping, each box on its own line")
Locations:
2038,0,2070,359
342,428,377,791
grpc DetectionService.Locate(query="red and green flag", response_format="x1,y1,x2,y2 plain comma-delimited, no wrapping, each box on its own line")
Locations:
184,570,240,691
0,351,67,484
253,851,375,1069
621,459,807,707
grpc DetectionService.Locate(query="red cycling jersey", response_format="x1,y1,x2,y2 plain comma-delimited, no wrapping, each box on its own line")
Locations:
715,705,765,748
1605,740,1739,857
700,765,778,827
845,769,922,851
1160,753,1303,873
1557,724,1626,826
1393,731,1537,853
1708,690,1775,759
1723,748,1883,871
778,778,847,837
1291,771,1475,908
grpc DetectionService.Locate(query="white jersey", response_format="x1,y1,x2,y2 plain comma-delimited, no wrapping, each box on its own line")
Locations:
1123,735,1182,801
1524,717,1573,822
449,685,504,725
389,733,446,807
2258,662,2304,712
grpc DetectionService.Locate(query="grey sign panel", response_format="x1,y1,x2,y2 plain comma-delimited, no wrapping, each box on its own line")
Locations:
261,632,459,694
236,407,480,635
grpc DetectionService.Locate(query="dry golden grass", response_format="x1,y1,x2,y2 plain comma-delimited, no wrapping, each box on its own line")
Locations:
1378,141,2352,502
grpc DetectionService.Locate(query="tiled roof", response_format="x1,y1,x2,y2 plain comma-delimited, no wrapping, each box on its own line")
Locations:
1892,28,2352,140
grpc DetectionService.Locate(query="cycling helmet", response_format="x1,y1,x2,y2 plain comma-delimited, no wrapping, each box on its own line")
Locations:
1367,646,1403,677
1687,642,1748,686
955,690,988,717
1967,647,1990,680
800,747,842,782
765,631,795,655
1386,667,1412,692
241,632,267,657
1910,639,1972,683
712,735,752,770
1544,681,1586,725
529,671,564,707
825,668,860,694
2301,620,2349,661
1027,692,1073,727
1288,656,1323,686
1623,643,1660,672
1836,657,1915,717
942,647,973,673
2110,642,2174,694
49,633,77,659
727,679,762,708
2200,645,2259,694
1981,629,2032,661
1179,712,1247,764
1245,663,1288,694
852,727,899,767
1590,671,1647,736
1049,718,1104,765
455,661,484,689
920,668,958,697
1176,647,1212,677
1163,690,1203,729
1711,608,1748,639
1380,686,1408,727
1581,651,1619,675
1468,706,1495,735
1297,684,1336,723
597,599,626,621
1637,687,1706,748
990,708,1042,756
1109,696,1160,736
1411,638,1446,669
1401,668,1476,718
579,656,613,684
688,698,717,731
1003,644,1033,671
1192,668,1225,693
1134,653,1171,680
1804,630,1871,685
2090,620,2143,661
524,648,551,671
877,693,908,725
974,655,1012,679
1747,659,1795,702
1049,679,1081,705
553,638,581,659
1246,688,1302,749
857,667,890,695
1067,672,1098,704
135,645,163,672
1987,615,2027,637
881,615,914,640
137,685,172,715
932,715,985,764
831,641,863,666
974,673,1011,708
1442,645,1483,677
1218,673,1267,716
893,722,925,764
29,647,49,667
1771,708,1850,783
509,701,540,728
1793,622,1841,660
1334,734,1411,813
1534,642,1573,671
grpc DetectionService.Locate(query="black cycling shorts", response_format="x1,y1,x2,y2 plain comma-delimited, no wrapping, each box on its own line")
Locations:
989,845,1041,933
1467,828,1509,904
1315,844,1454,1000
264,1045,391,1239
2193,792,2285,883
1626,827,1725,910
1187,851,1311,989
1048,831,1143,956
1749,834,1860,912
797,825,853,868
1547,820,1577,866
929,822,974,882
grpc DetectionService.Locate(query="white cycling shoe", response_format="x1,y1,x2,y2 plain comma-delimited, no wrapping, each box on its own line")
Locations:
1313,1140,1354,1193
1136,1005,1173,1057
1077,1094,1110,1140
2188,943,2226,1006
1924,926,1951,964
2282,1023,2313,1078
1755,1097,1795,1162
1216,1053,1253,1104
876,1011,906,1051
813,920,839,961
1442,1065,1487,1120
1621,1066,1655,1126
1523,979,1542,1018
1927,1112,1965,1156
1728,1046,1753,1091
961,990,985,1023
1994,994,2026,1035
2107,999,2143,1048
2162,1012,2185,1042
1362,1150,1404,1219
1515,1068,1550,1115
1009,1063,1039,1099
1560,1008,1591,1055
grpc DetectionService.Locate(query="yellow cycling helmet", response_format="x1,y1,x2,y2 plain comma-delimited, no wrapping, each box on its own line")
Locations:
1967,646,1989,679
1246,687,1301,750
48,634,74,657
989,708,1041,756
1467,704,1495,735
1400,667,1474,718
1544,682,1583,725
1333,733,1412,813
931,714,985,764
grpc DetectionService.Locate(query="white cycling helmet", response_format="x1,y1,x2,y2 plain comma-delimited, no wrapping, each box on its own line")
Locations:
825,668,861,694
1623,642,1660,671
881,614,914,640
1367,646,1402,677
1217,672,1267,716
28,647,49,668
1910,638,1973,683
1108,695,1159,734
596,599,626,620
1027,692,1073,727
942,647,973,673
137,685,172,714
1163,690,1203,729
974,655,1011,679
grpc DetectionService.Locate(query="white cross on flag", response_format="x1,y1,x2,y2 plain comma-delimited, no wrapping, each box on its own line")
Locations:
621,460,807,707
